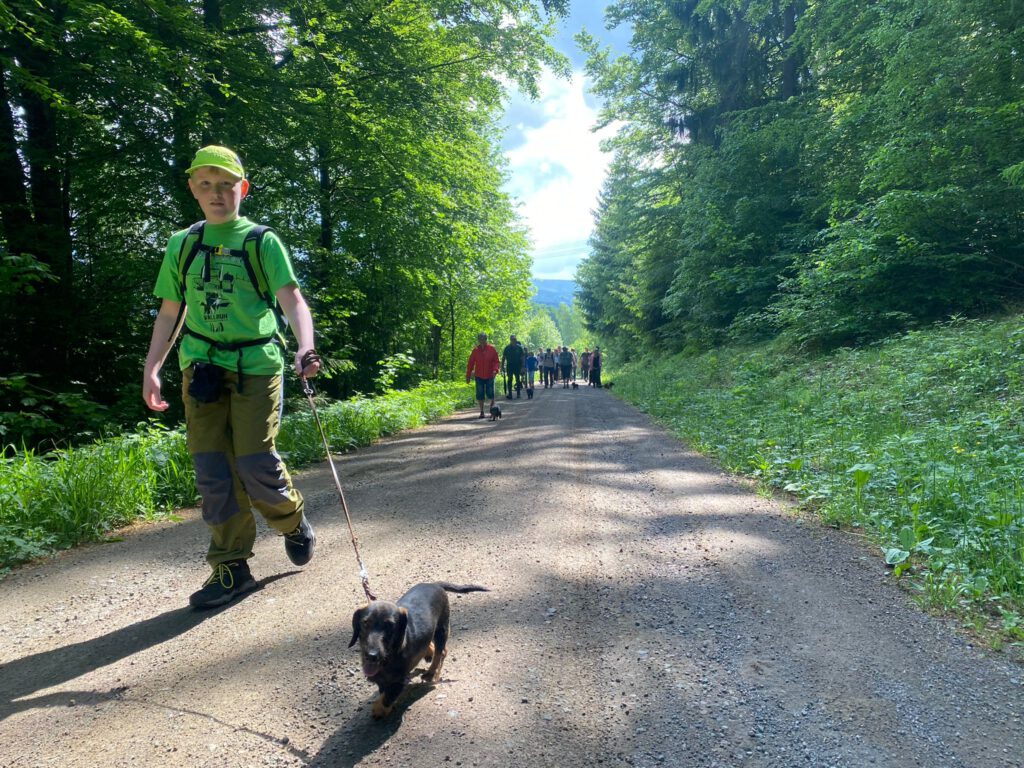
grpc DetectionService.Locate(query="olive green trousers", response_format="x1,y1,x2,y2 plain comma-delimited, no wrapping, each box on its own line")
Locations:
182,366,304,566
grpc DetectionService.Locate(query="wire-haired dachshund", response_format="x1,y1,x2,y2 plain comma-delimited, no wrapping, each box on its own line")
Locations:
349,582,489,718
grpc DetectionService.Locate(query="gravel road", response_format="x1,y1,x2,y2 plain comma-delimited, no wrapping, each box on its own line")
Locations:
1,385,1022,768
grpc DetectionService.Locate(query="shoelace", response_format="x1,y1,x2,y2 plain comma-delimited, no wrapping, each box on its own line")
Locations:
204,562,235,588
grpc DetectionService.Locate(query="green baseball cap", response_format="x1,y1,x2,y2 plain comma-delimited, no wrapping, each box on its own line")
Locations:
186,145,245,179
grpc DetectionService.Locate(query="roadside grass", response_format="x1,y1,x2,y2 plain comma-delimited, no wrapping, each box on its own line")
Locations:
611,316,1024,647
0,381,475,572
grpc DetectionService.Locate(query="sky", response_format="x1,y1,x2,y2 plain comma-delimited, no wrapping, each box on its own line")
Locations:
500,4,632,281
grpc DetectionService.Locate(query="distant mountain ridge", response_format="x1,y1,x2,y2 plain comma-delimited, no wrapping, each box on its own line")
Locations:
532,279,577,307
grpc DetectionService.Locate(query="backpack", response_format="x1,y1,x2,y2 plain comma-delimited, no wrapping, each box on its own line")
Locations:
168,220,288,388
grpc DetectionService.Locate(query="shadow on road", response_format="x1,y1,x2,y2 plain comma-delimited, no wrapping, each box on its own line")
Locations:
306,684,434,767
0,572,299,721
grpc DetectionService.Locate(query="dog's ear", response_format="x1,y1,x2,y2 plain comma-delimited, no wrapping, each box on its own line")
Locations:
393,607,409,649
349,605,368,648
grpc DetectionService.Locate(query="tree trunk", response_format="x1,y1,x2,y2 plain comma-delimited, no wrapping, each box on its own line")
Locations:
781,2,799,100
449,297,456,379
318,143,333,251
15,7,75,378
202,0,227,142
429,322,441,379
0,62,34,258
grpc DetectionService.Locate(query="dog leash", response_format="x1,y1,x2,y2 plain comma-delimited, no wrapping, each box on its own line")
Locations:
300,352,377,602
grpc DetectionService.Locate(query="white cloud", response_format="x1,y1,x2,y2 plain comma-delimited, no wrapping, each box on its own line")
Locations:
502,68,619,280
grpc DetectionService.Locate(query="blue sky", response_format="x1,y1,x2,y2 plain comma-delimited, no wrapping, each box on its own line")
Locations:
501,4,632,280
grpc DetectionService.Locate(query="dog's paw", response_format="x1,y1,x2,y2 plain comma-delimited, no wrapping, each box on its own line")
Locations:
371,695,393,719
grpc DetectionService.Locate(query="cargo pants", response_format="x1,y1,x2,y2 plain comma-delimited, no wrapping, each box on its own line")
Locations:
182,365,304,566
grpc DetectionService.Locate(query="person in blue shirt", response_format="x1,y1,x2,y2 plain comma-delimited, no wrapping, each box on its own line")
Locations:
525,348,539,391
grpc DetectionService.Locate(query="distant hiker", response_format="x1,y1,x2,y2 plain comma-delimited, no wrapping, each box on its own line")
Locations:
580,348,590,383
466,332,500,418
502,334,525,399
590,347,603,388
525,348,539,391
559,346,573,388
542,347,556,388
143,145,320,610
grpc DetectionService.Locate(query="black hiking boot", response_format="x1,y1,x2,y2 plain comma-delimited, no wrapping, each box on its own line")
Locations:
284,515,316,566
189,560,257,610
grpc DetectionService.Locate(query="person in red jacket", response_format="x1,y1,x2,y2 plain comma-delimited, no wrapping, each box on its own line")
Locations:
466,332,501,418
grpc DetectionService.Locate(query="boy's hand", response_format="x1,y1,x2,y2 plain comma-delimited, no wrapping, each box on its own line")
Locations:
143,372,169,411
296,348,321,378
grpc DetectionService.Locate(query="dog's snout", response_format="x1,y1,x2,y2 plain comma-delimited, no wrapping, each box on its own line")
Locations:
366,649,381,662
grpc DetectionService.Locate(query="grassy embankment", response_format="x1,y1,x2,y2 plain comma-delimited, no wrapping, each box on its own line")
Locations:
0,381,475,571
612,316,1024,648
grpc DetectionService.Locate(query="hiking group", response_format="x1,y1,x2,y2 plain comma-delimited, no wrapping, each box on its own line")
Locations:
465,332,603,419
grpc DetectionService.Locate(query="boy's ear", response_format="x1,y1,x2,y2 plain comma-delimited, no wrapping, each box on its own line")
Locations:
239,178,250,199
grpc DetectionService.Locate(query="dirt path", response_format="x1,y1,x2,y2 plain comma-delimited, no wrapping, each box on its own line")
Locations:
2,386,1022,768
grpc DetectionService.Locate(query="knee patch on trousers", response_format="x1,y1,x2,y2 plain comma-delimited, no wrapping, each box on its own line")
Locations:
235,451,294,507
193,451,242,525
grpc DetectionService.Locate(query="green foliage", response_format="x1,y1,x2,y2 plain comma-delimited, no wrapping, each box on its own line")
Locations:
612,315,1024,624
277,381,476,465
0,424,194,569
522,306,562,352
0,380,476,571
0,375,115,451
521,302,592,354
578,0,1024,354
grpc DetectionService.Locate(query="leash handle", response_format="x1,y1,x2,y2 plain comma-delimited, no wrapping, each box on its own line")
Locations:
301,373,377,603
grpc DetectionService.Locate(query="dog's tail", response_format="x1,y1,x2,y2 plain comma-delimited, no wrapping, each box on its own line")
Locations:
438,583,490,594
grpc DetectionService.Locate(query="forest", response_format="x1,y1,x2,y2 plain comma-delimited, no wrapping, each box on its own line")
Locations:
0,0,570,451
577,0,1024,358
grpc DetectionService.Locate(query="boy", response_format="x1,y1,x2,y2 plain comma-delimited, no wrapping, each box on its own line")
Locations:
143,145,321,609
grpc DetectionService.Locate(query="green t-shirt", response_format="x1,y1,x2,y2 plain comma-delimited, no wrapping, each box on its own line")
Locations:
154,217,298,374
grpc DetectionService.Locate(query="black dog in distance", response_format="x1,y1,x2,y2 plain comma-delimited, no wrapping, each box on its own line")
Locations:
489,405,502,421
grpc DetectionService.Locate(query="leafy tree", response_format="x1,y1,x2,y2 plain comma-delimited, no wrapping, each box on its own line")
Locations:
578,0,1024,355
0,0,567,448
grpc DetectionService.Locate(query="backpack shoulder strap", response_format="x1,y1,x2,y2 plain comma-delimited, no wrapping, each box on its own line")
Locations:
241,224,288,335
167,221,205,343
241,225,274,301
176,221,206,288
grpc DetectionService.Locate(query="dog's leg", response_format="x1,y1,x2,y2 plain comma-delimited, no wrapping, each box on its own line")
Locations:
371,693,393,719
422,646,447,682
423,641,435,664
423,616,450,682
372,682,406,719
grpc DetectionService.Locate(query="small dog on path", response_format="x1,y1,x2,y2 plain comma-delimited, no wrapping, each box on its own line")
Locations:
489,404,502,421
527,387,534,399
350,582,489,718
